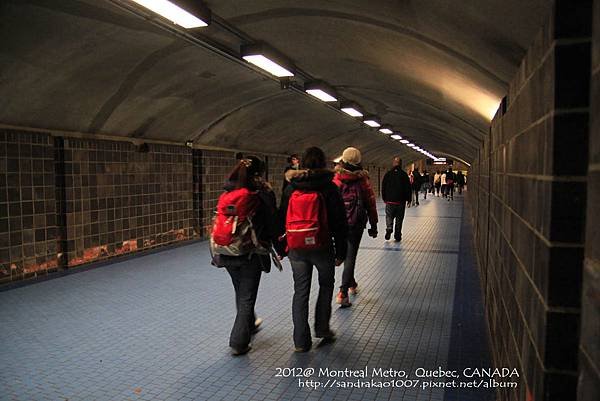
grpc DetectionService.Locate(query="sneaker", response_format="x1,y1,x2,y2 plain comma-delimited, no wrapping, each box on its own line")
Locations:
348,285,358,295
315,330,336,340
251,318,263,335
338,293,352,308
394,235,402,242
294,344,311,353
385,231,391,240
336,290,351,307
231,345,251,356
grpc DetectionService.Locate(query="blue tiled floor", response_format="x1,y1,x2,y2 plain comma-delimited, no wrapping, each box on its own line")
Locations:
0,193,493,401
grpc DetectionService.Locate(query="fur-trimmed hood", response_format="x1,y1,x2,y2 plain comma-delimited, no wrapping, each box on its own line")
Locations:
285,168,335,191
334,165,370,182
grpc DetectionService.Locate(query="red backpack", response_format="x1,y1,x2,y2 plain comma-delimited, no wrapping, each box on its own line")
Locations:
285,190,329,250
210,188,261,256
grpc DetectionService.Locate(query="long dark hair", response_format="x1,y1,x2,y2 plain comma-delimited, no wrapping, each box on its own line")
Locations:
227,156,265,189
301,147,327,169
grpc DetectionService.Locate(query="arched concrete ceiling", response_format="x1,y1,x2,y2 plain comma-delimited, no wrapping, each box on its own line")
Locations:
0,0,550,164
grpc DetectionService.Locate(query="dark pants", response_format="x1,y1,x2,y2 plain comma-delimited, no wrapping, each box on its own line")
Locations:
412,189,420,205
447,184,454,199
289,249,335,348
225,264,262,350
385,203,406,240
341,228,364,294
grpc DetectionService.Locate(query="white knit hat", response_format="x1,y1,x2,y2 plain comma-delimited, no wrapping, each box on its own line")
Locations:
341,147,361,165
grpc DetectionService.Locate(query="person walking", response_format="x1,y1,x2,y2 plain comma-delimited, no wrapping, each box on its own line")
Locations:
381,156,412,242
332,147,378,308
456,171,465,194
278,147,348,352
422,170,429,200
411,168,422,206
210,156,278,356
434,170,441,196
282,153,300,193
441,170,447,198
446,167,456,201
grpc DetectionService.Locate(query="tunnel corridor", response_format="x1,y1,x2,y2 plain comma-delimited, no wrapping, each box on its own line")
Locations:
1,1,599,400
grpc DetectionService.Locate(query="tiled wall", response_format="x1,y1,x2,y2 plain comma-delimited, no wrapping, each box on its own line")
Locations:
579,0,600,399
60,139,194,266
199,149,237,238
0,131,58,281
1,132,388,283
469,3,593,400
266,155,289,206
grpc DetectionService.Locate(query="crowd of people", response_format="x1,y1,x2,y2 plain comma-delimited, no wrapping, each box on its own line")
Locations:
209,146,465,355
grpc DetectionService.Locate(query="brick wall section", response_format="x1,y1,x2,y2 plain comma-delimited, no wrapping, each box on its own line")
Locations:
579,0,600,399
60,138,194,266
469,2,593,400
0,131,58,283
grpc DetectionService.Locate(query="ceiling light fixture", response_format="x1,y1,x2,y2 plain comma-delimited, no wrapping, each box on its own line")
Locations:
241,43,294,77
340,101,363,117
363,115,381,128
304,81,337,102
130,0,211,28
400,139,409,144
390,134,402,140
379,125,393,134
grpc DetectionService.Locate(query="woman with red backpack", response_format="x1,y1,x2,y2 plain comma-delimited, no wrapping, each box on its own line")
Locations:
333,147,378,308
278,147,348,352
210,156,278,356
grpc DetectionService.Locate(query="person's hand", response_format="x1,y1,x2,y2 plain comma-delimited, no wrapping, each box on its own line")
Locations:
335,258,344,266
368,228,378,238
277,254,285,261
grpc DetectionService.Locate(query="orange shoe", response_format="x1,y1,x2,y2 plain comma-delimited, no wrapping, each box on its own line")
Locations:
336,290,351,307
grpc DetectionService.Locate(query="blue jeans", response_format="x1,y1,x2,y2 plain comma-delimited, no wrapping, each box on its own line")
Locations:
341,228,364,294
289,249,335,348
226,264,262,349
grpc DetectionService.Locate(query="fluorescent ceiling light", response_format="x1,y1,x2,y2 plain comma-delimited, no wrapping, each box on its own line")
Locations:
130,0,210,28
363,116,381,128
304,81,337,102
364,120,381,128
407,144,416,148
306,89,337,102
400,139,409,144
341,107,363,117
390,134,402,140
241,43,294,77
340,101,363,117
379,128,393,134
242,55,294,77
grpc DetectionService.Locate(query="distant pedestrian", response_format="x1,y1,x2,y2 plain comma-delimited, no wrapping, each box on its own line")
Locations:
210,156,278,356
446,168,455,201
282,154,300,193
411,168,422,206
456,171,465,194
441,171,447,198
381,157,412,242
333,147,378,308
434,171,441,196
279,147,348,352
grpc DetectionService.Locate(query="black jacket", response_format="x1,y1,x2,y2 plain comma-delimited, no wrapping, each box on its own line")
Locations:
212,179,278,272
411,171,422,190
279,169,348,260
381,167,412,203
